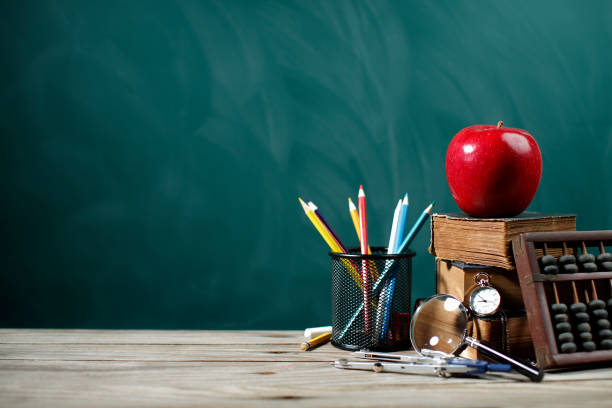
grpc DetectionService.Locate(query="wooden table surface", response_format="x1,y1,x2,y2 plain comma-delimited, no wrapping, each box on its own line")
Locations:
1,330,612,407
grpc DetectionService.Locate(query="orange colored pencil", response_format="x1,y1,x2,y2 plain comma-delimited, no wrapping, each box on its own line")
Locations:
348,197,372,254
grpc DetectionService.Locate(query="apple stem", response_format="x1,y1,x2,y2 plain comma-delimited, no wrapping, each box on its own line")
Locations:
497,121,503,129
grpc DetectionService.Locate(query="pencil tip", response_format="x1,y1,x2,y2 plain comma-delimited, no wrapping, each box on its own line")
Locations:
403,194,409,205
299,198,310,213
358,185,365,196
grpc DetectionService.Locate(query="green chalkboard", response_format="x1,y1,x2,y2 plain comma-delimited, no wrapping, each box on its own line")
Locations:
1,1,611,329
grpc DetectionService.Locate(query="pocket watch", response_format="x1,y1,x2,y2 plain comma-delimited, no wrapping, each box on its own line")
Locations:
468,272,501,317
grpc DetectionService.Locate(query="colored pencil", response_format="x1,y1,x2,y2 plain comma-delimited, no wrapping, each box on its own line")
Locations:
349,197,379,279
387,199,402,255
397,201,434,253
358,185,371,333
378,193,409,342
375,198,402,337
339,201,435,340
348,197,361,243
308,200,380,282
299,198,339,251
300,331,332,351
393,194,409,253
299,197,363,288
348,197,373,255
308,201,346,252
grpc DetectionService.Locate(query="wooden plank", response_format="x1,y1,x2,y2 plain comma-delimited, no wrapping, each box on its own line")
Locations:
0,329,303,345
0,343,342,362
2,330,612,407
1,360,612,408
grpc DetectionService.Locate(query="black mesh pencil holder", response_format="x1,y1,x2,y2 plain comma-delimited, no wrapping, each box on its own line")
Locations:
330,247,415,351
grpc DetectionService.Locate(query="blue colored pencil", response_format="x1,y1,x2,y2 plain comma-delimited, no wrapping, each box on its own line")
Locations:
378,193,409,342
393,194,409,252
396,200,434,253
374,198,402,337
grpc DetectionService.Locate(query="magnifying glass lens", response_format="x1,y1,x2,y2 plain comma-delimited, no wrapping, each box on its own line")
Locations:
410,294,468,355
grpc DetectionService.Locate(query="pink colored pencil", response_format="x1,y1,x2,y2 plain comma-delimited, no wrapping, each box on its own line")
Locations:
358,185,371,333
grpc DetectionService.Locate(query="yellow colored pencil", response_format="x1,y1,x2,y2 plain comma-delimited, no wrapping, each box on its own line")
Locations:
308,201,346,252
299,197,364,289
348,197,361,242
300,331,331,351
299,198,340,252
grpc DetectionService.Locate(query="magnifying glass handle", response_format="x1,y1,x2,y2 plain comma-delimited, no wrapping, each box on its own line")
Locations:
465,336,544,382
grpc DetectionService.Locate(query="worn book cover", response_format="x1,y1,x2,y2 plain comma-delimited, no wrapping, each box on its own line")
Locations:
429,212,576,269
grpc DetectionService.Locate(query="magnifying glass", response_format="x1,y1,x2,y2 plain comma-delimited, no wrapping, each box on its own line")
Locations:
410,294,544,382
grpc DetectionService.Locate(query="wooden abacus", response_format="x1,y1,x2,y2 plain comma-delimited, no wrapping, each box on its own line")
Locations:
513,231,612,369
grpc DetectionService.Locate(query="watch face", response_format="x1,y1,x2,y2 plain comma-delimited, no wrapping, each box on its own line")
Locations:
469,287,501,316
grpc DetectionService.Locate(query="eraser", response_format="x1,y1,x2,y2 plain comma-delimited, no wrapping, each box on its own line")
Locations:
304,326,332,340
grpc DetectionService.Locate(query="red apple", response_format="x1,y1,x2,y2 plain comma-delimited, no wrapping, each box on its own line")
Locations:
445,121,542,217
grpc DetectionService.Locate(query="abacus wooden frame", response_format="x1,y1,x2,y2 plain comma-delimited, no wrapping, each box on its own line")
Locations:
513,230,612,369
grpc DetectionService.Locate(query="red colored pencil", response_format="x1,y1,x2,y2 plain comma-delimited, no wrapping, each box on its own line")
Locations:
358,185,371,333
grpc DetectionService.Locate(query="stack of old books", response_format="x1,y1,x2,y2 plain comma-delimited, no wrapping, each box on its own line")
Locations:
429,212,576,360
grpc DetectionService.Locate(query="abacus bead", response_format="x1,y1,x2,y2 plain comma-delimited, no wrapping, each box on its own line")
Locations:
580,332,593,341
599,329,612,339
593,308,609,318
589,300,606,310
554,314,569,322
582,341,597,351
597,319,611,329
562,264,579,274
540,255,557,266
600,339,612,349
574,312,590,323
559,255,577,265
579,253,596,263
600,261,612,271
557,332,574,342
597,253,612,263
582,262,598,272
560,342,577,353
574,312,590,322
555,322,572,332
543,265,559,274
576,322,591,332
570,303,587,313
551,303,568,313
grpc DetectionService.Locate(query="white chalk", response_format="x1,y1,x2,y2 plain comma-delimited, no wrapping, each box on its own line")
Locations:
304,326,332,340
